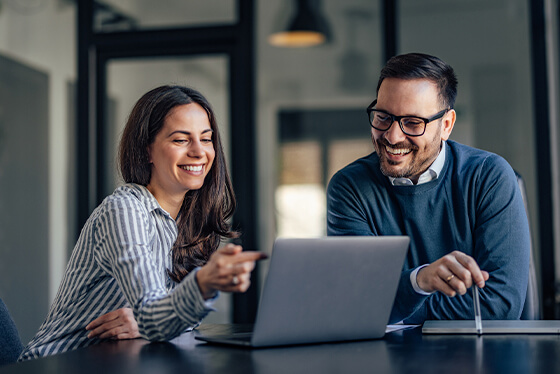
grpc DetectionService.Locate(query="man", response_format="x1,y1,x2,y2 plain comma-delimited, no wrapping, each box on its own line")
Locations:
327,53,530,324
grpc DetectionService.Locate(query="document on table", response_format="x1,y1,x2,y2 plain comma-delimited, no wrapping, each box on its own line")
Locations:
386,324,420,333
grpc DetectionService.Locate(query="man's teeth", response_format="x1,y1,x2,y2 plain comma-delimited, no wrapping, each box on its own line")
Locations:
386,146,411,155
182,165,203,171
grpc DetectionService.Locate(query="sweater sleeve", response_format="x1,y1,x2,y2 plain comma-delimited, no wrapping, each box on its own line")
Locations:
398,156,531,323
418,156,529,322
93,195,215,341
327,169,377,236
327,165,434,324
327,153,531,324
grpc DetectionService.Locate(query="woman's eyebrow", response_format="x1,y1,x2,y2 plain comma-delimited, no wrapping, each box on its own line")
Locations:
167,129,214,137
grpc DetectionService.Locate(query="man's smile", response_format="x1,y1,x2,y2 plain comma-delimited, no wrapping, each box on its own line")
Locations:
385,145,412,156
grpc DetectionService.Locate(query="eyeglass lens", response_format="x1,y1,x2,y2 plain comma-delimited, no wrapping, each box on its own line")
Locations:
370,111,426,136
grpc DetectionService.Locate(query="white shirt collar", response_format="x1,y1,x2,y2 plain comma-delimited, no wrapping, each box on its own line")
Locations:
388,141,446,186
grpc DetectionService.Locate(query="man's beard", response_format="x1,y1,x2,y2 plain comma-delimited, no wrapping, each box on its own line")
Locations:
374,138,440,180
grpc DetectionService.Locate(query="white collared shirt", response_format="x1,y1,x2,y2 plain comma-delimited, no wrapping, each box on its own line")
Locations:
388,141,446,186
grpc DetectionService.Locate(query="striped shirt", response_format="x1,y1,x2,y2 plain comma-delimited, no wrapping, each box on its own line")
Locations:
19,184,215,361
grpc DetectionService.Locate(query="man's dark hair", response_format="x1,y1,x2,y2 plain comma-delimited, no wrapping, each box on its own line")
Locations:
376,53,458,109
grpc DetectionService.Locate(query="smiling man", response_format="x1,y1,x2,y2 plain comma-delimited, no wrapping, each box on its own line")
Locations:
327,53,530,323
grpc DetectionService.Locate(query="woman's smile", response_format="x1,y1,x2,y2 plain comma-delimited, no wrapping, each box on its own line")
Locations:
147,103,216,214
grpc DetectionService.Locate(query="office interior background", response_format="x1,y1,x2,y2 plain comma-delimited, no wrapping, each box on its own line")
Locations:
0,0,559,344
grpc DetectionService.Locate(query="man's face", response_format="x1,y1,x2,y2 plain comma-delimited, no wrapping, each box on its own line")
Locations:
371,78,455,183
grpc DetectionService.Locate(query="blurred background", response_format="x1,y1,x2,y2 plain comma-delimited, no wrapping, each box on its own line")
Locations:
0,0,558,344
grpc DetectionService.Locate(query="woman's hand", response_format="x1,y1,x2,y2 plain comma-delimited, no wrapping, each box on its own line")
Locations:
196,244,268,299
86,308,140,340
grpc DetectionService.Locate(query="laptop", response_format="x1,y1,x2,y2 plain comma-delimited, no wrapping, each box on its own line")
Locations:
195,236,410,347
422,320,560,334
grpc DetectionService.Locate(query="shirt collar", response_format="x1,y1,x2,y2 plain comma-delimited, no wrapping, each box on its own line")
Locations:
388,140,446,186
124,183,172,217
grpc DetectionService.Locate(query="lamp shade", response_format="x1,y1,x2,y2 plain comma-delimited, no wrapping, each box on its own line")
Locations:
269,0,331,47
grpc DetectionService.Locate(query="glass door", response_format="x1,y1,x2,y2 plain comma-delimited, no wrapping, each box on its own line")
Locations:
78,0,257,323
103,56,232,323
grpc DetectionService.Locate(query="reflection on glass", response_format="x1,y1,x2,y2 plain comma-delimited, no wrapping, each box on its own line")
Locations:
105,55,231,323
277,141,323,238
328,139,372,181
275,138,372,238
95,0,236,32
260,1,383,284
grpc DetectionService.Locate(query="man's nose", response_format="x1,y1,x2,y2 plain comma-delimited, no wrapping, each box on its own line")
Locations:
383,120,407,144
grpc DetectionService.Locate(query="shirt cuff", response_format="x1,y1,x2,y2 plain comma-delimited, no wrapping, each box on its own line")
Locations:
410,265,436,296
172,267,218,326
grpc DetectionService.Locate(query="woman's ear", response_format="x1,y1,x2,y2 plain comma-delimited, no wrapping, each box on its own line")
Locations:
147,145,153,163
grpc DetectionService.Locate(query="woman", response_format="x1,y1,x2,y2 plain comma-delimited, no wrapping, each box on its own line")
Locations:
19,85,265,360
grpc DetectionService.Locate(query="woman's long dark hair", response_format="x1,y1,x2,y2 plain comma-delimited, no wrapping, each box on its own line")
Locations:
119,85,238,282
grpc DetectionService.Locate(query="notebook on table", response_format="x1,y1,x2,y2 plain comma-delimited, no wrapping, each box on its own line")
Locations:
422,320,560,334
195,236,410,348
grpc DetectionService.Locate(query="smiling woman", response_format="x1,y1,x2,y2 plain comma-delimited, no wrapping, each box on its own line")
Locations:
146,103,216,219
18,85,267,361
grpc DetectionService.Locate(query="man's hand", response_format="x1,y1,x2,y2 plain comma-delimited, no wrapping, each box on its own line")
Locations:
86,308,140,340
416,251,490,297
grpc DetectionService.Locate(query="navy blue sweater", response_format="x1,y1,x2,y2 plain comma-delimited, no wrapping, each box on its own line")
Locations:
327,140,530,323
0,298,23,365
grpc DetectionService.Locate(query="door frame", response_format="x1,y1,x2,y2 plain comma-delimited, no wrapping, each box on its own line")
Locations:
77,0,258,323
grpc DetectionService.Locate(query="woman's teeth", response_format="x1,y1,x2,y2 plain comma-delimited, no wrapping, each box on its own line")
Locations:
182,165,203,171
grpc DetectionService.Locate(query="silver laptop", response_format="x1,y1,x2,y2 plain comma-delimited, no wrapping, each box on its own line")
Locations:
195,236,410,347
423,320,560,334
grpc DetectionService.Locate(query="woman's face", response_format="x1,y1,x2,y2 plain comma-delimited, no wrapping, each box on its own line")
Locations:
147,103,215,199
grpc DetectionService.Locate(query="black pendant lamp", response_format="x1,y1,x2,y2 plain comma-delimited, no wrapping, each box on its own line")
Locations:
268,0,332,48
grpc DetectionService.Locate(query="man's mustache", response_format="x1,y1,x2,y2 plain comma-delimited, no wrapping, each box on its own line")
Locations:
376,138,419,152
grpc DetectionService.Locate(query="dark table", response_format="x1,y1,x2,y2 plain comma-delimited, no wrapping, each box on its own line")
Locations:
2,324,560,374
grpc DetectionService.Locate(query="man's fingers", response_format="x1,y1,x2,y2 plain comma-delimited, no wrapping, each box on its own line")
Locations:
435,276,457,297
453,251,486,287
444,274,468,295
434,266,467,296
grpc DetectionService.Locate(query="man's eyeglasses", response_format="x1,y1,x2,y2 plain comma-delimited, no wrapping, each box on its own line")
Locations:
366,99,449,137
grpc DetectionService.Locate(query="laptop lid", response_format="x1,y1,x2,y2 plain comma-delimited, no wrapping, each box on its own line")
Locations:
200,236,407,347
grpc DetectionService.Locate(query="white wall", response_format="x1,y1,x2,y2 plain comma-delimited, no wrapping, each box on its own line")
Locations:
0,0,75,342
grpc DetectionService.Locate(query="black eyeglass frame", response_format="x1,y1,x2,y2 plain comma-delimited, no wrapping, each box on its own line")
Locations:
366,99,450,137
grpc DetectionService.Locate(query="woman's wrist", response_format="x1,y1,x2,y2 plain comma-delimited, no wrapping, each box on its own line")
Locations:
195,267,217,300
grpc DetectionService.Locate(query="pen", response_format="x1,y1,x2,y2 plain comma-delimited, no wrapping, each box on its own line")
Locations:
473,285,482,335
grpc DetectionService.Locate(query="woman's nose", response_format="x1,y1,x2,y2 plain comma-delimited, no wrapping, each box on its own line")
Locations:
187,140,205,158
